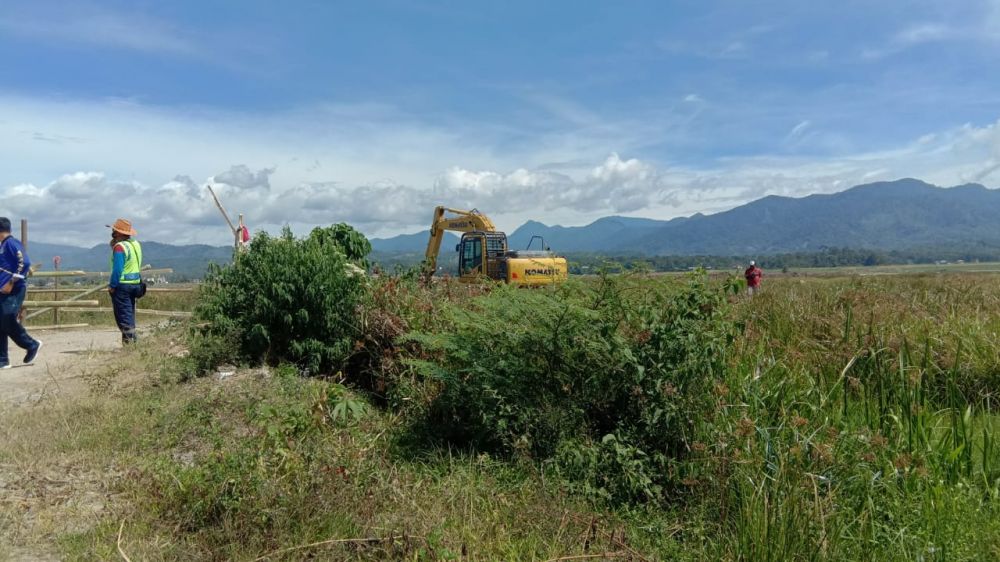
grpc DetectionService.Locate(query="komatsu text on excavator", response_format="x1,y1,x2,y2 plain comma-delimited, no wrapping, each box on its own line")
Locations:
423,206,569,286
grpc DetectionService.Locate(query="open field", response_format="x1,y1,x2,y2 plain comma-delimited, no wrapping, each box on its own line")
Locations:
633,260,1000,279
784,260,1000,276
2,270,999,560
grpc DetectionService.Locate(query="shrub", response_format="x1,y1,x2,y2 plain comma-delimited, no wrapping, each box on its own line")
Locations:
189,225,369,375
406,273,734,503
308,223,372,266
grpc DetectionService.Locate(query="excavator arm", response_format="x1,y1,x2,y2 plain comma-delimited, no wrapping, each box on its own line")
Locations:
423,206,497,280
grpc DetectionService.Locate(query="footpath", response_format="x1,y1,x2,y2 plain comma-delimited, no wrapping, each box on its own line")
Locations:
1,327,124,561
0,328,122,407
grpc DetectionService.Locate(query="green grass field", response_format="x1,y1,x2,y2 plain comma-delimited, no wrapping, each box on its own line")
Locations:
784,260,1000,276
3,271,999,560
633,260,1000,278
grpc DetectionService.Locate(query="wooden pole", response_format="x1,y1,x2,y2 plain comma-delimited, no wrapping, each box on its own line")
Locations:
206,184,237,235
236,213,244,252
53,257,61,326
20,219,27,250
29,287,196,294
51,307,193,318
84,268,173,278
22,300,100,308
30,270,88,278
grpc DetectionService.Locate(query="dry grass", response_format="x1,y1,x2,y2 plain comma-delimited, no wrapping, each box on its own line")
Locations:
0,326,185,561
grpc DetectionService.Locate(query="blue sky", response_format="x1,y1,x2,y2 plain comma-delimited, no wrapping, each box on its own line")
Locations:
3,0,1000,244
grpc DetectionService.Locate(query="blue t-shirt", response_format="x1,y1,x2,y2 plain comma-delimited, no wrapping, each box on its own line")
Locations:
0,236,31,290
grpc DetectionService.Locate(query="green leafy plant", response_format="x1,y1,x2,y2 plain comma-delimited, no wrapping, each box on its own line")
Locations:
308,223,372,266
188,224,369,375
406,272,734,503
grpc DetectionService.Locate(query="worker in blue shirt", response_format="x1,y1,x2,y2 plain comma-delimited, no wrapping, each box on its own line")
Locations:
107,218,144,344
0,217,41,369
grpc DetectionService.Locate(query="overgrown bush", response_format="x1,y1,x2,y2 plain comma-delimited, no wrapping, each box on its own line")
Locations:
407,273,734,503
188,224,370,376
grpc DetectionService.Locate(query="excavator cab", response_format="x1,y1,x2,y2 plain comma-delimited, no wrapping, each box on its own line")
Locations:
458,231,508,281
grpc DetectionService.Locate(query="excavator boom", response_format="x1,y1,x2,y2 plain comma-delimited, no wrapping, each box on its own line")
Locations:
423,206,497,279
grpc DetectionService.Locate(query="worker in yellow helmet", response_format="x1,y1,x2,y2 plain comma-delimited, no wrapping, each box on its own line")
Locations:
107,218,144,344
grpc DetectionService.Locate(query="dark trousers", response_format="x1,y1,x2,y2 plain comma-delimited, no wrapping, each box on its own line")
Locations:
0,283,37,365
111,284,143,343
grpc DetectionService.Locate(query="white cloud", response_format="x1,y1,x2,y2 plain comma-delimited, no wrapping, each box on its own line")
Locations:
212,165,275,191
0,7,200,57
785,120,812,141
862,8,1000,60
894,23,953,46
720,41,748,58
9,114,1000,249
659,39,752,60
0,2,272,71
0,155,670,245
3,92,1000,248
862,22,956,59
0,94,509,201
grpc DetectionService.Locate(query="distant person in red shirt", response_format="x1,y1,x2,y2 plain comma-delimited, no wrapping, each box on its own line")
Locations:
744,260,763,296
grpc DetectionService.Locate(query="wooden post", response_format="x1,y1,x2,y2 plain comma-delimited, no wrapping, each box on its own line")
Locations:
53,256,61,326
206,184,237,236
237,213,244,252
20,219,27,250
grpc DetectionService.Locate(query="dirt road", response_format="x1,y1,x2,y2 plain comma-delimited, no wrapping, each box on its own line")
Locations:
0,327,125,561
0,328,122,407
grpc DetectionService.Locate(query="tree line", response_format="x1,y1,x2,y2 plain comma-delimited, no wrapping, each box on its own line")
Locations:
563,245,1000,274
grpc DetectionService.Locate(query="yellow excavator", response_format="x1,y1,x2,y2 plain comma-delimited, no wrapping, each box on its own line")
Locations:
423,206,568,286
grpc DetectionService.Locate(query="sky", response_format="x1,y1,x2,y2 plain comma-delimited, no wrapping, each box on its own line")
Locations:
3,0,1000,246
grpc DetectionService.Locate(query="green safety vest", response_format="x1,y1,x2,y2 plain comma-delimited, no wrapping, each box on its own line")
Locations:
110,239,143,284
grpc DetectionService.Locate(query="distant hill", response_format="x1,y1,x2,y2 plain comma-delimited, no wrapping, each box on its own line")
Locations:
371,179,1000,256
23,178,1000,278
507,216,673,252
24,241,233,280
369,231,459,254
634,178,1000,255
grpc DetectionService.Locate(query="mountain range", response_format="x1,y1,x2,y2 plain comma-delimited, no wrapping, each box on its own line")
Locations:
371,179,1000,256
24,241,233,280
20,178,1000,278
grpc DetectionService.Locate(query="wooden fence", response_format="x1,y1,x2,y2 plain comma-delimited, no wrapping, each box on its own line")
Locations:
23,268,195,329
13,219,197,330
